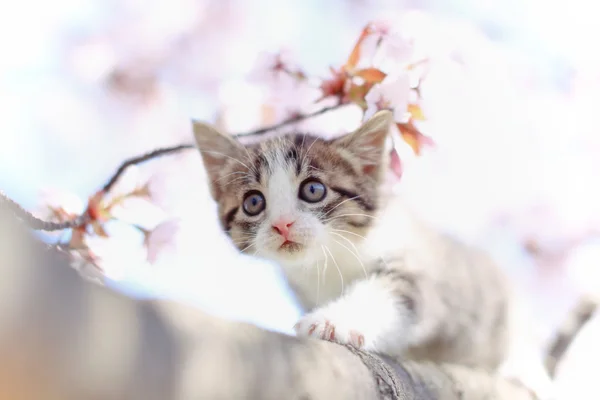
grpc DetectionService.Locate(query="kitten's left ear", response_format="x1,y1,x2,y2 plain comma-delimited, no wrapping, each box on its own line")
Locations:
332,110,393,177
191,120,246,194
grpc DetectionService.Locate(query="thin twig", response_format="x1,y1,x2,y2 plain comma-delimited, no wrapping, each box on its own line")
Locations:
102,144,195,192
544,295,598,378
2,102,346,231
234,103,345,136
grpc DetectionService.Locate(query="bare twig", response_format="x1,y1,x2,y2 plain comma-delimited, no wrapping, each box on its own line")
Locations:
102,144,195,192
544,295,598,377
2,102,345,232
234,103,345,136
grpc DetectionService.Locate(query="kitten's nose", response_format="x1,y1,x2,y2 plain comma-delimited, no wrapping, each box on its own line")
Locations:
272,219,295,240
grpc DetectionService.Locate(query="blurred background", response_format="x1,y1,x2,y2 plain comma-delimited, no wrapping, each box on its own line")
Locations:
1,0,598,398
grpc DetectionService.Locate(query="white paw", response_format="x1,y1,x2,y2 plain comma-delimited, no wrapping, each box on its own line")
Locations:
293,276,409,354
293,307,367,349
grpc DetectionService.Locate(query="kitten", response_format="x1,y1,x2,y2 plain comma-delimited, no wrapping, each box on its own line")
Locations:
192,111,510,370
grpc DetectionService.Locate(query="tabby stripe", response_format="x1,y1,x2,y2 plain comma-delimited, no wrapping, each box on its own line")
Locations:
223,207,238,232
285,146,302,176
371,262,418,313
330,187,374,211
254,154,269,183
317,198,345,219
237,220,260,232
347,220,371,228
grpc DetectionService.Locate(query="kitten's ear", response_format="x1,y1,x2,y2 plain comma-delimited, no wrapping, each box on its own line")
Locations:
192,120,246,185
332,110,393,177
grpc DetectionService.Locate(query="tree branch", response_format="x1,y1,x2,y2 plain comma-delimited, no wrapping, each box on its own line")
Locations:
544,295,598,378
0,190,91,230
1,103,345,232
0,205,537,400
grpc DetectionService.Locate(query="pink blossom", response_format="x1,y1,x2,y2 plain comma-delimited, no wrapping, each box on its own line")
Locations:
364,73,411,122
246,50,305,91
144,219,180,264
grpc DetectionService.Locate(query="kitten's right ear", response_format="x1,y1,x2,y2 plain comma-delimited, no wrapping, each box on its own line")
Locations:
192,120,245,184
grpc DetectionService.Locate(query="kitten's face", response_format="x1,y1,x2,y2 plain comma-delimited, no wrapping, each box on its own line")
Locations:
193,111,392,267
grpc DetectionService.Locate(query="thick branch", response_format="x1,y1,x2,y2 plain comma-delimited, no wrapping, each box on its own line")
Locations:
0,204,536,400
544,295,598,378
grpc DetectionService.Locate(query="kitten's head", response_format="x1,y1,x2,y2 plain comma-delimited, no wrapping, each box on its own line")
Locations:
193,111,393,267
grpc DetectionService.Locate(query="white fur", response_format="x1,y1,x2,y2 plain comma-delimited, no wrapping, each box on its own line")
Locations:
253,157,326,267
245,152,416,353
294,275,411,354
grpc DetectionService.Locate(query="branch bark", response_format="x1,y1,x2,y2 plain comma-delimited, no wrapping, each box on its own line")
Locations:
0,203,538,400
544,295,598,378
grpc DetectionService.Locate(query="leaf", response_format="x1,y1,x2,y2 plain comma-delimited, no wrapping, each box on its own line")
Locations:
91,221,109,238
396,121,434,156
407,103,425,121
291,70,307,81
87,190,109,222
316,68,348,102
345,83,373,110
354,68,387,84
131,182,152,200
344,25,372,71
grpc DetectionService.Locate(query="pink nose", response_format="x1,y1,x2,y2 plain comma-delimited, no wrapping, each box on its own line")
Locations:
272,219,295,240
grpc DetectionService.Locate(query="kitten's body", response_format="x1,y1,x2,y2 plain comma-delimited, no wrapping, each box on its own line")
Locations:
287,198,509,369
193,111,509,371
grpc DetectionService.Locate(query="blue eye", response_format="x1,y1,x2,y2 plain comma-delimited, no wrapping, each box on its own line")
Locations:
299,179,326,203
242,191,266,216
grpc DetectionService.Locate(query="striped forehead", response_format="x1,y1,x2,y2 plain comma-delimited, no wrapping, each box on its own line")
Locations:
251,136,304,183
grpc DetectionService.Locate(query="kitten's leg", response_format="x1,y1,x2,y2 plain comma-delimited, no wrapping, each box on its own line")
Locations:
294,268,418,356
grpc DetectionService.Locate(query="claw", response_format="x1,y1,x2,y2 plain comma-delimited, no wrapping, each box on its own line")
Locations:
349,330,365,348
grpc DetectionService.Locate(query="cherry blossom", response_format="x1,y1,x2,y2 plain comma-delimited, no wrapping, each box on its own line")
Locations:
144,218,181,264
247,50,306,91
364,73,411,122
368,21,415,71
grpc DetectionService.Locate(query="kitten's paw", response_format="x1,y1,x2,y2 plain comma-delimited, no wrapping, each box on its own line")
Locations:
293,310,367,350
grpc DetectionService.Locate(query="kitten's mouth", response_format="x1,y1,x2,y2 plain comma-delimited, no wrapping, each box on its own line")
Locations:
279,240,303,252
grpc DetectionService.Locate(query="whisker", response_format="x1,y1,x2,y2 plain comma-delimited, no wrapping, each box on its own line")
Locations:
330,233,368,279
320,245,329,282
300,137,319,171
200,150,252,171
323,213,379,224
315,258,321,307
323,245,344,296
239,242,256,253
330,228,368,241
323,195,363,217
213,171,248,183
223,176,250,186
